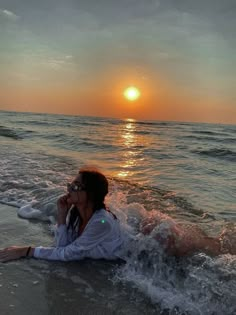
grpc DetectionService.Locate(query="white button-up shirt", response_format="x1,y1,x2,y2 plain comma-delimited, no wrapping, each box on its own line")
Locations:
33,209,124,261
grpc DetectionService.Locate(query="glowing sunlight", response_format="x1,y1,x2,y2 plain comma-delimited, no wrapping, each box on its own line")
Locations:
123,87,141,101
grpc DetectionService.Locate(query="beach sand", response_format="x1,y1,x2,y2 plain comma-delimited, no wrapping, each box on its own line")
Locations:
0,205,159,315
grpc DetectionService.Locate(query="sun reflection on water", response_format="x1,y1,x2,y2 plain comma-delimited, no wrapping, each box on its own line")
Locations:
118,119,139,178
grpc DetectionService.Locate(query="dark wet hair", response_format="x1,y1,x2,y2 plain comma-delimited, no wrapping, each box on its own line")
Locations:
67,167,109,232
79,166,109,211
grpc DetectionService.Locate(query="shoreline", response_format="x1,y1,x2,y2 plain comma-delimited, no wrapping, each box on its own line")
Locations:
0,204,50,314
0,205,159,315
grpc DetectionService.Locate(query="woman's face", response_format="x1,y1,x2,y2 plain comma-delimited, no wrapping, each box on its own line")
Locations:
67,174,88,208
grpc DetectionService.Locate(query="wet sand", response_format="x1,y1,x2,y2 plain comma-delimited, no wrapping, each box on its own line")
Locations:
0,205,159,315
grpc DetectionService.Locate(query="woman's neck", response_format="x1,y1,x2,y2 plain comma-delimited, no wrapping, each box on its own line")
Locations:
76,203,94,223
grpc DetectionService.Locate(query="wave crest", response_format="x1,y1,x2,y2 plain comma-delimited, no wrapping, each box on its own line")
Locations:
192,148,236,161
0,125,22,140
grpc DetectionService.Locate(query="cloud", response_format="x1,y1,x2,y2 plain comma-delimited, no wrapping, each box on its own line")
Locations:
65,55,73,60
11,72,40,82
40,56,74,71
0,9,19,20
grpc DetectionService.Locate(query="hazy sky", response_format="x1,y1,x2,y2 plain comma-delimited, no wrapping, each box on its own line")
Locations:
0,0,236,123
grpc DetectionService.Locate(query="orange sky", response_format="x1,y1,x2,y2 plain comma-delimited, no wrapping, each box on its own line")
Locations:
1,76,235,124
0,1,236,124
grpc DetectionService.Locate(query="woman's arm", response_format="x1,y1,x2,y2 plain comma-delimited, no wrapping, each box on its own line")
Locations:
33,218,113,261
54,195,73,247
57,194,71,226
0,246,35,262
0,218,112,262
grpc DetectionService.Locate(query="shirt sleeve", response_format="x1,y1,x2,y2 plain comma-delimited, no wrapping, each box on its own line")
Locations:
54,224,69,247
33,218,112,261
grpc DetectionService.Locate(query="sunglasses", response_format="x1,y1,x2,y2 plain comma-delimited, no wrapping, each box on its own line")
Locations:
67,182,86,192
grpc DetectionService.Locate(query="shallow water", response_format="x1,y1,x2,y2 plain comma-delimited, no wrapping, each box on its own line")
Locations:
0,110,236,314
0,205,159,315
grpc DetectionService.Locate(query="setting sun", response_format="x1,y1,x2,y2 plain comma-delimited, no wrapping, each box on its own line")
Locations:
123,87,141,101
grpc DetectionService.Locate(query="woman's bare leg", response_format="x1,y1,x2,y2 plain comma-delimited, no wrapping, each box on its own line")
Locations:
140,213,236,256
173,234,221,256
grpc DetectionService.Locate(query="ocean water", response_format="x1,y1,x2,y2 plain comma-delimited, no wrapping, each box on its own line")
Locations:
0,110,236,315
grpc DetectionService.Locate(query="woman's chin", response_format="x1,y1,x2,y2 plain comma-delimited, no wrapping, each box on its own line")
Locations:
67,196,74,205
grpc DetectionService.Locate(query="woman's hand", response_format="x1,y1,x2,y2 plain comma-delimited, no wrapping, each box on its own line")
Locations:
0,246,29,263
57,194,72,225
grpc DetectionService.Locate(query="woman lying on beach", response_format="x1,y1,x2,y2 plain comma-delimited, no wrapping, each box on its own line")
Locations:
0,167,235,263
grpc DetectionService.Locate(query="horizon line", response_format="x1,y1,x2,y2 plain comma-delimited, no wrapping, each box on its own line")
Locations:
0,108,235,126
